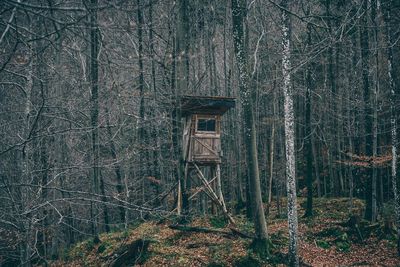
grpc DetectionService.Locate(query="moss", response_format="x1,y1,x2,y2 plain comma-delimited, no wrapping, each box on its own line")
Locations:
317,227,344,238
316,227,351,252
102,228,131,242
112,239,153,266
334,232,351,252
249,238,271,260
57,200,382,266
382,202,396,221
267,252,287,266
165,231,187,246
385,232,397,241
120,229,130,240
270,230,288,249
177,256,189,265
316,240,331,249
236,217,255,234
335,241,351,252
163,252,178,260
209,241,233,264
60,247,70,261
96,242,109,254
85,238,97,251
387,239,397,249
209,216,228,228
302,216,316,226
67,238,97,260
234,255,262,267
178,214,193,225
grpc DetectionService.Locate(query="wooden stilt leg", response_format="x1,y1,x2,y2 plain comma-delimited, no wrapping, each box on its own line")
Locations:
183,162,190,214
193,163,235,225
188,175,218,200
215,164,227,211
177,179,182,215
210,166,217,214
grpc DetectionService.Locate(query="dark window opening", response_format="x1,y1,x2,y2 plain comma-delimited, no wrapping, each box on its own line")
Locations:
197,118,216,132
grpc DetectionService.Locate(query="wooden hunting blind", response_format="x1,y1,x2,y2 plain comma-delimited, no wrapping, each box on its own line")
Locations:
181,95,235,164
178,95,236,223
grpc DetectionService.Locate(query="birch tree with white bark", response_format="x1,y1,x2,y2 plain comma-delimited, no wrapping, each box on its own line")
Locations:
280,0,299,265
384,0,400,256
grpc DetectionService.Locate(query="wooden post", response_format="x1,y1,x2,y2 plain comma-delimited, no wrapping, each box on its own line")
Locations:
183,162,190,213
215,164,227,211
177,180,182,215
193,163,235,225
210,165,217,214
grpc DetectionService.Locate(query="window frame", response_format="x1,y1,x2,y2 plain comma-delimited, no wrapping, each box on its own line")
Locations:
194,115,220,134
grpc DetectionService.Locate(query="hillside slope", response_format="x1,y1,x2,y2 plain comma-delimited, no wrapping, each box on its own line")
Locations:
57,198,399,266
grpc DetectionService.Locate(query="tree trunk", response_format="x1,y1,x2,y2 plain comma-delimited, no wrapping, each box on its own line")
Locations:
19,21,35,267
231,0,269,244
89,0,105,236
312,137,321,198
348,21,359,213
90,5,99,231
148,0,163,208
175,0,190,215
384,1,400,256
371,0,380,220
326,0,336,197
136,0,147,206
105,109,126,223
281,0,299,265
304,18,313,218
268,90,276,205
360,0,374,222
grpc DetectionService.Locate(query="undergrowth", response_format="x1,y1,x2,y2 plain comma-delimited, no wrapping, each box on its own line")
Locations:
58,197,398,267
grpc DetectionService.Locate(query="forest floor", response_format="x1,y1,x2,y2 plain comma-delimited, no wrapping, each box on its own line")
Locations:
56,198,399,266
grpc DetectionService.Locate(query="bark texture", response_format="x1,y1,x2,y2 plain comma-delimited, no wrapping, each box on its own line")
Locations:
231,0,269,241
281,0,299,265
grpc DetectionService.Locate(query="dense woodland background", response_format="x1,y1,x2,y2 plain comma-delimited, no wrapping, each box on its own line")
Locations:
1,0,400,266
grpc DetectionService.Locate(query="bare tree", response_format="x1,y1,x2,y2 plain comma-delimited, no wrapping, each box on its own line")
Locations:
231,0,269,250
280,0,299,265
384,0,400,255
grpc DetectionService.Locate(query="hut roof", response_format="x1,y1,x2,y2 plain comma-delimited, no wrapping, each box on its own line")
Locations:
180,95,236,116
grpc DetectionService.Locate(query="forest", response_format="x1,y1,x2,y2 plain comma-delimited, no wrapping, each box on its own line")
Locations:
0,0,400,266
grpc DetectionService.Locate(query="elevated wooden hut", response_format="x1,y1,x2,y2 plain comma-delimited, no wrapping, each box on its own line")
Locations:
181,95,235,164
178,95,236,222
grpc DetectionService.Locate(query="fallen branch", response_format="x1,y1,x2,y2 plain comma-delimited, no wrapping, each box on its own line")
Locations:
229,226,253,239
186,241,217,249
